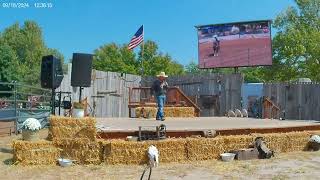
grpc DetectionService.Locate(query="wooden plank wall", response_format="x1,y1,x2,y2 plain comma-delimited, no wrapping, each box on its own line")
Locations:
142,73,243,116
263,83,320,120
57,64,141,117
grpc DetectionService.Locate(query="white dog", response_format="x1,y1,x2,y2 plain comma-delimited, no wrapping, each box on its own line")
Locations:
148,145,159,168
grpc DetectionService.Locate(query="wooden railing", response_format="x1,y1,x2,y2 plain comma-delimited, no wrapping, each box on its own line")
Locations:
128,87,200,117
263,97,280,119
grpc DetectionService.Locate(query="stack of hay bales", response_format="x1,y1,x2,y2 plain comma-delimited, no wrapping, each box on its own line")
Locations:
165,107,194,117
103,138,188,165
253,131,320,153
187,135,254,160
12,140,60,165
100,131,320,165
135,107,157,119
49,116,101,164
135,107,194,118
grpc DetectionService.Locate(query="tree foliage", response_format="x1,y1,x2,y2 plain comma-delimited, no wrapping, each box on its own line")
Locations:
0,42,20,95
260,0,320,82
2,0,319,87
93,40,185,76
0,21,64,87
185,0,320,82
93,43,138,74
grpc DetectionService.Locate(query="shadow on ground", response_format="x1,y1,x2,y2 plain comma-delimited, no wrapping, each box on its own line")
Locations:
0,148,12,154
3,158,13,165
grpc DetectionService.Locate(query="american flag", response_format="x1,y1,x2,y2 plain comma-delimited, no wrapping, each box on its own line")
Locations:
128,25,144,50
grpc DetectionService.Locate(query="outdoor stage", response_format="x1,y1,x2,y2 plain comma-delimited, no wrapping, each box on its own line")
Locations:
96,117,320,139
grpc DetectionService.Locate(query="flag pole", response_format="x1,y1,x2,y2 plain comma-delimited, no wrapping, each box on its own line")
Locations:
141,25,144,76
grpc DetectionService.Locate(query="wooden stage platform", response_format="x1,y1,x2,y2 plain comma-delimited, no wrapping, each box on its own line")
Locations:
96,117,320,139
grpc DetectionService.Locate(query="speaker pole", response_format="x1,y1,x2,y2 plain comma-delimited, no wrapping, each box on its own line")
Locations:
79,86,83,102
51,88,55,115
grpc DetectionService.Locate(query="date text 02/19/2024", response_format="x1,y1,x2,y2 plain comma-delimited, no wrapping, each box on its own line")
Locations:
1,2,53,8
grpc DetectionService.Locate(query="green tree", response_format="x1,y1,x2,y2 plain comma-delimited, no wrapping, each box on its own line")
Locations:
240,67,263,83
139,40,185,76
93,40,185,76
261,0,320,82
0,21,64,85
93,43,138,74
0,42,20,96
185,61,201,74
184,60,235,75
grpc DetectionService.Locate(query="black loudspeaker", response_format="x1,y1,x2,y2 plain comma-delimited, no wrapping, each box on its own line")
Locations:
71,53,93,87
41,55,64,89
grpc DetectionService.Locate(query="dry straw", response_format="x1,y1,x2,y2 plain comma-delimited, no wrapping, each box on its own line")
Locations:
102,131,320,164
135,107,194,118
12,115,320,166
49,116,96,141
53,138,101,164
12,140,60,165
104,138,188,165
49,116,100,164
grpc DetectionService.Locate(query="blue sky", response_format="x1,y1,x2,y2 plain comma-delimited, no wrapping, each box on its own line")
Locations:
0,0,294,65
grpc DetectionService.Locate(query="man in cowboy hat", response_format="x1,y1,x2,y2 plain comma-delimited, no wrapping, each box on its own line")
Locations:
151,72,168,121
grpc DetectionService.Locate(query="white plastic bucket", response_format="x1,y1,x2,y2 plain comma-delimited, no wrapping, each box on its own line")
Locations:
220,153,236,162
58,158,73,167
72,109,84,118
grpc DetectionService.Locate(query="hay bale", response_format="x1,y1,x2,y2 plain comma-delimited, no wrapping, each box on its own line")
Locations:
12,140,60,165
49,116,96,141
252,131,319,153
165,107,194,117
53,138,101,164
187,135,254,160
135,107,194,118
103,138,188,165
50,116,96,127
50,126,96,141
135,107,157,118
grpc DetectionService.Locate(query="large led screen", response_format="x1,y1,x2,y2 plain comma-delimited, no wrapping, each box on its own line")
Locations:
197,20,272,68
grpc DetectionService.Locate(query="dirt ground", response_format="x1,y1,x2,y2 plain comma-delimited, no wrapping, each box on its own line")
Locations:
1,129,320,180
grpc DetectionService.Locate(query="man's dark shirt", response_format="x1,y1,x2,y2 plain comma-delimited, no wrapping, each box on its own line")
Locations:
151,79,168,96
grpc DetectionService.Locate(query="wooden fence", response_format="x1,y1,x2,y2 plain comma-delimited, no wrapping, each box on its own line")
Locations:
57,64,141,117
58,65,243,117
142,73,243,116
264,83,320,120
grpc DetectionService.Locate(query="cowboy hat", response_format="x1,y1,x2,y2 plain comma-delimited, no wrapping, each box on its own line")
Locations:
156,72,168,78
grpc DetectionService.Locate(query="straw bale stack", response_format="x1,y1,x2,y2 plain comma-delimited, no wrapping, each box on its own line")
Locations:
103,138,188,165
49,116,96,141
53,138,101,164
187,135,254,160
135,107,157,118
253,131,320,153
12,140,60,165
49,116,100,164
166,107,194,117
135,107,194,118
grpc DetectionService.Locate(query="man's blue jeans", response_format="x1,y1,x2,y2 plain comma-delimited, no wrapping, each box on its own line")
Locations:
156,95,166,120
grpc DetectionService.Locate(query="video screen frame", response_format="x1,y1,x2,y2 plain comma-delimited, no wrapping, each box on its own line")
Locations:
196,20,272,69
